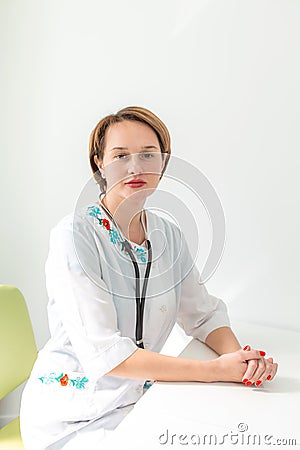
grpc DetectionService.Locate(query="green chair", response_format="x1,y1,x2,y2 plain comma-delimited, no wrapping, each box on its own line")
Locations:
0,285,37,449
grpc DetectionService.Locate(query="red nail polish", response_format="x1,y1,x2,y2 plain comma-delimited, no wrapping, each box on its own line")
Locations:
243,345,250,351
259,351,266,356
242,378,248,383
245,381,252,386
267,375,271,380
255,380,262,386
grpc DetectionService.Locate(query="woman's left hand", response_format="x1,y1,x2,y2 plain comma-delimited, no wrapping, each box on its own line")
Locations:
242,345,278,386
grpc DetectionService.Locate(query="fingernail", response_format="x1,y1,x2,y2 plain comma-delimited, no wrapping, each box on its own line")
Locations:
245,381,252,386
242,378,248,383
255,380,262,386
259,351,266,356
267,375,271,380
243,345,250,351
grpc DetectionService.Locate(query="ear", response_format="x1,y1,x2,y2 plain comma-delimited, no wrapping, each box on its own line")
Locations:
94,155,103,170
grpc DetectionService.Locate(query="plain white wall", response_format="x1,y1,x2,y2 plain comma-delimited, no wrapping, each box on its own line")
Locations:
1,0,300,423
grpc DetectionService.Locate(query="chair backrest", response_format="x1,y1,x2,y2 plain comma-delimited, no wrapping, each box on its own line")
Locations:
0,285,37,400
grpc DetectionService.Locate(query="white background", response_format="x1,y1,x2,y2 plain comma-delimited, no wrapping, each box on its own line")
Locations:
1,0,300,423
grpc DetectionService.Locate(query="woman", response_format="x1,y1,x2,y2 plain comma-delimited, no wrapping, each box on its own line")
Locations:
20,106,278,449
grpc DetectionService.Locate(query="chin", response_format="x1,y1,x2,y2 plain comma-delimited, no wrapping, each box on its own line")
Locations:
124,186,157,203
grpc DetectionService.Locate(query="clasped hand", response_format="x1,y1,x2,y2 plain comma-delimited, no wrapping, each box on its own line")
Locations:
216,345,278,386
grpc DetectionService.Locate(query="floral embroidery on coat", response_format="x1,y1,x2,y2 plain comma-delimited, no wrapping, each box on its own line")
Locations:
87,205,148,263
38,372,89,389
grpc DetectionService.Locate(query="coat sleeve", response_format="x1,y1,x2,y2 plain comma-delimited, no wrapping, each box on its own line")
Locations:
45,218,138,381
176,231,231,343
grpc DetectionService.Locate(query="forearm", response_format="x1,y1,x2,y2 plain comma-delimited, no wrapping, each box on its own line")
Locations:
205,326,241,355
105,348,216,382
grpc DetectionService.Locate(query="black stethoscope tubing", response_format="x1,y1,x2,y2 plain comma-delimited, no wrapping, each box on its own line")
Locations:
123,239,152,349
98,196,152,349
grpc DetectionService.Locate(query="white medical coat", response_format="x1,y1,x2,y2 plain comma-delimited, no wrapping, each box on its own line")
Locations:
20,203,230,449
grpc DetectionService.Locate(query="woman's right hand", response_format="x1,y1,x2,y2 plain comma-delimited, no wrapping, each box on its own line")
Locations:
240,345,278,386
213,349,269,383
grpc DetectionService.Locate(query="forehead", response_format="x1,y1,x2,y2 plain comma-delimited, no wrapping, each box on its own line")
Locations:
105,120,159,146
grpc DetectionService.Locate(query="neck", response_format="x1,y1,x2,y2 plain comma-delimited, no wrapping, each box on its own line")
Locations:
99,192,146,242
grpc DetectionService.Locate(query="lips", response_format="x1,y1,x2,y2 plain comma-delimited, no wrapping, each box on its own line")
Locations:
125,179,146,184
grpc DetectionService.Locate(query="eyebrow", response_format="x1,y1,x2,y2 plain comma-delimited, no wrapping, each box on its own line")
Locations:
109,145,159,152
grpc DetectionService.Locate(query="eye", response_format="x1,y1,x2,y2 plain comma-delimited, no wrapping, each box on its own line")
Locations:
140,153,154,159
115,154,128,159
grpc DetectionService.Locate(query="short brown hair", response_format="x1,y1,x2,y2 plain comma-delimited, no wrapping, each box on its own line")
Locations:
89,106,171,193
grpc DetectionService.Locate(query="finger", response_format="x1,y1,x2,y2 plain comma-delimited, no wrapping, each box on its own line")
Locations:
245,359,266,386
242,359,259,384
243,345,251,351
264,357,274,381
261,360,275,383
264,357,276,381
267,362,278,381
249,359,270,386
251,359,278,385
241,349,265,361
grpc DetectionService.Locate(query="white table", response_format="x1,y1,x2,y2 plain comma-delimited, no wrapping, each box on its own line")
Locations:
104,322,300,449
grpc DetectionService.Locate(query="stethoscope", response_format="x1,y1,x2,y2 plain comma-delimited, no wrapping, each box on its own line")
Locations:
98,193,152,349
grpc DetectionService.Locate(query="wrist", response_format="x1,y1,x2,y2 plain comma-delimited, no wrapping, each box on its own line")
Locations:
196,359,219,383
207,359,220,382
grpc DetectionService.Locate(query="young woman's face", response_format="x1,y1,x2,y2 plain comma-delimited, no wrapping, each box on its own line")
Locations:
96,120,165,204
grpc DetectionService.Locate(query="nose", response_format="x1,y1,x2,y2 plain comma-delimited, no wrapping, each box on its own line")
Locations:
127,153,143,174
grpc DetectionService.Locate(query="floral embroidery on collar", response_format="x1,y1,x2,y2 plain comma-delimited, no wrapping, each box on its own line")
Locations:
87,205,148,263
